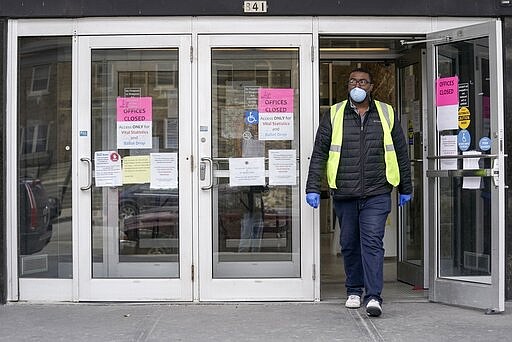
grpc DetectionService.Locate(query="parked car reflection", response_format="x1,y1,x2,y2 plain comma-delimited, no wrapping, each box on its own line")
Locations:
118,184,178,219
118,184,179,255
19,178,61,255
216,185,293,254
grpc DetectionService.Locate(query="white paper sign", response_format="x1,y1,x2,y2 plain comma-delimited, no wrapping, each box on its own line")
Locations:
440,135,458,170
229,157,265,187
150,153,178,189
269,149,296,185
436,104,459,131
412,100,422,132
94,151,122,187
462,150,482,189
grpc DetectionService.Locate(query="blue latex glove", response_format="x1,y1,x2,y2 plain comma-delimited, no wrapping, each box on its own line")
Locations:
306,193,320,208
399,193,412,207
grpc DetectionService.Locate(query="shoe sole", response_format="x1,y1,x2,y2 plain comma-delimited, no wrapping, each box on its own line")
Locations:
345,304,361,309
366,306,382,317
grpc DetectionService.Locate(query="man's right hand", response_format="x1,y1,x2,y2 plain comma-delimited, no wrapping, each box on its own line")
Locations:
306,193,320,208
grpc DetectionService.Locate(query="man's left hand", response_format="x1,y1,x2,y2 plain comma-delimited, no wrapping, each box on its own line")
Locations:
399,193,412,207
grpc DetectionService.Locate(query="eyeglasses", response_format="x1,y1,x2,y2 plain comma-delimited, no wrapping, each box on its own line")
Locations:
348,78,371,86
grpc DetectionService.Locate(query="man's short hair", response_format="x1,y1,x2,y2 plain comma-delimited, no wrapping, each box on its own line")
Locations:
350,67,373,84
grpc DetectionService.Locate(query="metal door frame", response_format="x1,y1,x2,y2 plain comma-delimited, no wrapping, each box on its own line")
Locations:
196,33,316,301
426,20,505,311
76,34,194,301
396,46,430,290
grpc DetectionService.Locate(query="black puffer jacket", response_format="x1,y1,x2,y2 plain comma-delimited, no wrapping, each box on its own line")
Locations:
306,99,412,199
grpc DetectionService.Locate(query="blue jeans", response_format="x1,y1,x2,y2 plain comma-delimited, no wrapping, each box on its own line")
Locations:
333,193,391,304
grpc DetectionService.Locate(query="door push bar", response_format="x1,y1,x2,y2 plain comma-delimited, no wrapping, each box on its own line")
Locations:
426,154,507,188
426,167,499,188
426,169,492,178
426,154,500,160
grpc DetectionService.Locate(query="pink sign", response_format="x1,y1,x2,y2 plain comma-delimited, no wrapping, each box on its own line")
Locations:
436,76,459,106
258,88,294,113
117,97,152,122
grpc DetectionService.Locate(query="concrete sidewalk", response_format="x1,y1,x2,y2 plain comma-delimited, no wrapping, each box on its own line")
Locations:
1,300,511,341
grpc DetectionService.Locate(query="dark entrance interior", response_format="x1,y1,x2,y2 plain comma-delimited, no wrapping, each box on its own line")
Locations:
317,36,427,302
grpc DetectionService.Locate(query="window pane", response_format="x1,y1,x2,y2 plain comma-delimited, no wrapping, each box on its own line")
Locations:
17,37,72,278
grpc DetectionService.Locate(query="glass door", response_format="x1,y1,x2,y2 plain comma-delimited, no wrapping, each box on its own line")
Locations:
197,35,315,300
397,46,428,289
426,20,505,311
77,35,193,301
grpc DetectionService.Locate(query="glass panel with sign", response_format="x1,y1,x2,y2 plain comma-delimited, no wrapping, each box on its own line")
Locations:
435,38,491,282
91,49,180,278
211,48,300,278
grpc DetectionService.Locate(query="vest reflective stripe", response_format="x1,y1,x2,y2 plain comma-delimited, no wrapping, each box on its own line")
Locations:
375,100,400,187
326,100,400,189
329,102,344,153
326,101,346,188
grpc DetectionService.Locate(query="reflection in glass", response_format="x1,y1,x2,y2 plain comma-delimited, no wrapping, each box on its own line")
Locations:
436,38,491,281
399,63,423,267
211,48,300,278
17,37,72,278
91,49,180,278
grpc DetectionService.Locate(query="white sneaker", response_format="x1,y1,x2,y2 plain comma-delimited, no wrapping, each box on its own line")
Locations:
345,295,361,308
366,299,382,317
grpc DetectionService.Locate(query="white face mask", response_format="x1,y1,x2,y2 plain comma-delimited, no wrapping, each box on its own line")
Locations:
350,87,367,103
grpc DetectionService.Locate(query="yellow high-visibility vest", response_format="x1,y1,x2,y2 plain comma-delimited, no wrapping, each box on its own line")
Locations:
326,100,400,189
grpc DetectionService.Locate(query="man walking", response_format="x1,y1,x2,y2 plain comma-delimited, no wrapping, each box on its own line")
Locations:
305,68,412,317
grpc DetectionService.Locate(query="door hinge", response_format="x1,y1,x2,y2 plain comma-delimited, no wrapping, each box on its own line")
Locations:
312,264,316,281
190,46,193,63
311,45,315,63
192,264,195,282
190,155,194,172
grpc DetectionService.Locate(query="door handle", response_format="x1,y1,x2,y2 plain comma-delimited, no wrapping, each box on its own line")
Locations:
80,157,92,190
200,157,213,190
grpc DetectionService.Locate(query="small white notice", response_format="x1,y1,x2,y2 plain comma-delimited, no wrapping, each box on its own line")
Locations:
229,157,265,187
436,105,458,131
150,153,178,189
440,135,458,170
269,149,296,186
462,150,482,189
94,151,122,187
